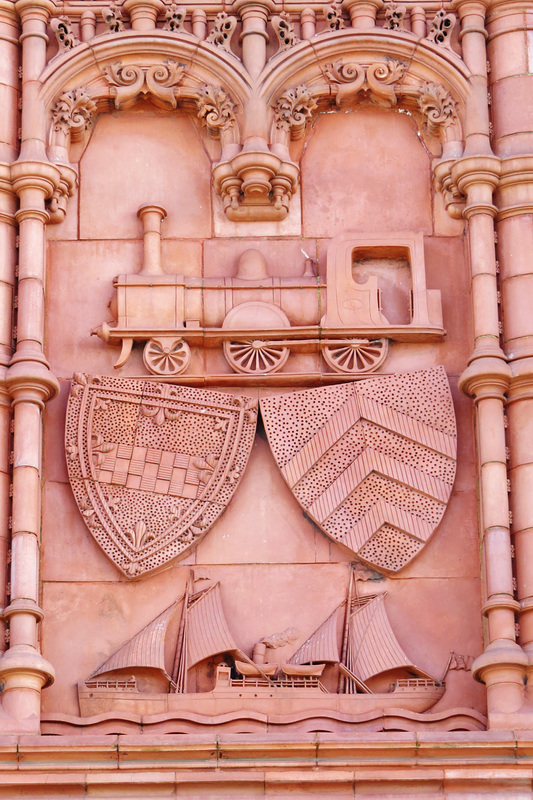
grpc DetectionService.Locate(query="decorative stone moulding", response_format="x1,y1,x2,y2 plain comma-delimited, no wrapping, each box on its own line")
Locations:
93,212,445,381
65,374,258,577
260,367,457,573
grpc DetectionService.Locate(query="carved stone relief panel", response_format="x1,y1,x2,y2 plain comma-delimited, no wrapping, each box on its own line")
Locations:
260,367,457,573
65,374,257,576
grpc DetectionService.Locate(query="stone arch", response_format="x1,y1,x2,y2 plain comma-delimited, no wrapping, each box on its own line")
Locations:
39,34,252,166
260,30,471,154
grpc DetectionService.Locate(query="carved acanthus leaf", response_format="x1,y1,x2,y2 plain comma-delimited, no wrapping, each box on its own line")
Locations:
163,4,187,31
426,9,456,48
103,3,125,32
51,17,80,51
417,81,457,135
51,88,97,139
323,2,344,30
383,2,407,30
197,84,236,135
102,60,186,109
206,12,237,54
274,85,318,138
272,12,300,52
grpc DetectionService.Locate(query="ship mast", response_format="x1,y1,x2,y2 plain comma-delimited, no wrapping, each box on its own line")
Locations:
172,571,193,692
338,565,354,693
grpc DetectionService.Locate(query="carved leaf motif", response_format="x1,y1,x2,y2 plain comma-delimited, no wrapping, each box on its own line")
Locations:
51,89,97,139
51,17,80,51
272,13,300,52
418,81,457,135
197,85,236,134
163,4,187,31
323,2,344,30
274,85,318,138
206,12,237,54
383,2,407,30
103,4,124,32
426,9,456,47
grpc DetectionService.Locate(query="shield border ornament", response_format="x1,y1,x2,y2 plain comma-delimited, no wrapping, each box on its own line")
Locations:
66,373,257,577
260,367,457,574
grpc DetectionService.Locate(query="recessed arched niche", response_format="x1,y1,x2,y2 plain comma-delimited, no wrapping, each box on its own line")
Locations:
79,108,212,240
301,107,433,239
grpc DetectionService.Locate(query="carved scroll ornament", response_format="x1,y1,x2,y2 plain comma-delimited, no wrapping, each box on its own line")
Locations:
102,60,187,109
260,367,457,574
66,374,257,577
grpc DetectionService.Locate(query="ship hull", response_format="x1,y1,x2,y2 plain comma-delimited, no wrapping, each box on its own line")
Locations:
78,683,445,718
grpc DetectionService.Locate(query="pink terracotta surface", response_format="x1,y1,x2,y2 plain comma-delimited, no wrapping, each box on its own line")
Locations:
5,0,533,777
301,110,433,239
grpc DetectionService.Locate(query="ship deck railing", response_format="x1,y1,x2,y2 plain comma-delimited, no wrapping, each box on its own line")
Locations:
393,678,444,691
229,676,329,692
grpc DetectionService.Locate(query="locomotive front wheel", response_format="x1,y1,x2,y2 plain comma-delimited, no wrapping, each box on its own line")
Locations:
143,337,191,376
322,338,388,374
223,340,290,375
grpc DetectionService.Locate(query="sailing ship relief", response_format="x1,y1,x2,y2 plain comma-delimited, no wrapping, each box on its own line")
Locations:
78,574,445,720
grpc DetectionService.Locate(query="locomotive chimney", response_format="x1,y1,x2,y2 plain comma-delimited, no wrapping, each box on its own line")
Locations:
137,204,167,276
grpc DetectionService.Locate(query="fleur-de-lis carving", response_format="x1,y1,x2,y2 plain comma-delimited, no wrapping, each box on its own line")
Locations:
214,417,228,432
80,498,98,528
66,441,79,461
124,520,156,550
193,454,219,484
94,398,109,411
91,433,114,466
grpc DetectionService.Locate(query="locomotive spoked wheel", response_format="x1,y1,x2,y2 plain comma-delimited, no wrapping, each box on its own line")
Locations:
321,338,388,374
223,339,290,375
143,337,191,376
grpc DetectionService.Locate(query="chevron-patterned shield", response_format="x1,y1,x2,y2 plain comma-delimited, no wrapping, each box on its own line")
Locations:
260,367,457,573
66,374,257,578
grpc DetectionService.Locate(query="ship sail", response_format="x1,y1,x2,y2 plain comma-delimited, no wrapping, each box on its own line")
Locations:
288,605,343,665
89,602,178,683
185,582,247,669
347,594,433,682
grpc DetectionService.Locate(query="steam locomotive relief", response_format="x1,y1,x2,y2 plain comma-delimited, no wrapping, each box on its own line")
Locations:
92,205,445,378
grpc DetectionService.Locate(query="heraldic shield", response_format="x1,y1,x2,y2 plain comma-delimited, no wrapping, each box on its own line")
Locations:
66,374,257,577
260,367,457,574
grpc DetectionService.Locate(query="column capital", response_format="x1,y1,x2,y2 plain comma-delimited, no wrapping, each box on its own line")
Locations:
459,355,511,399
15,0,56,24
6,358,60,407
11,160,60,200
0,643,55,689
232,0,276,21
452,0,490,19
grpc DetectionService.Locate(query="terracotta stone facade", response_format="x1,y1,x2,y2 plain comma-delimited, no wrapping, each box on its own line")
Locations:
1,0,533,794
